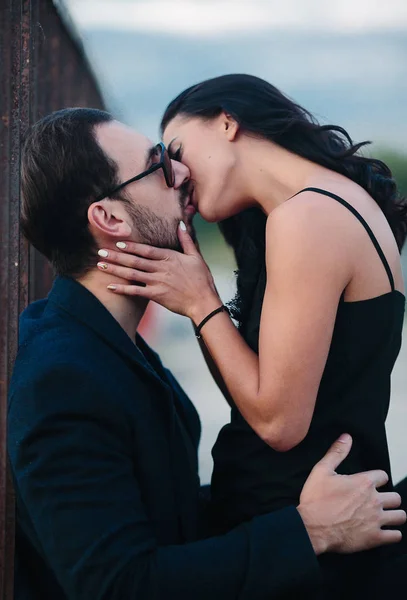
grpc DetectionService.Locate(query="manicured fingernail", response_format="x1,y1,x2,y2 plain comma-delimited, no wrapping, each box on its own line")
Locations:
338,433,351,443
98,249,109,258
116,242,127,249
179,220,187,231
107,284,117,290
97,262,108,270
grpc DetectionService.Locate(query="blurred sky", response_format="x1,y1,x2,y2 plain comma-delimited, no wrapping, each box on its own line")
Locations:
68,0,407,35
63,0,407,483
65,0,407,153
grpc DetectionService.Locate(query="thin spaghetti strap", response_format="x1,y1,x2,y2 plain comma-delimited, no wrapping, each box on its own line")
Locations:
292,187,395,291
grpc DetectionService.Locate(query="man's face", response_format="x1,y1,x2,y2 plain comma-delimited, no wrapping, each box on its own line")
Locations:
95,121,194,250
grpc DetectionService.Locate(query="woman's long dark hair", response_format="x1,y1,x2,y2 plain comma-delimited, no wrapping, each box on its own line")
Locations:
161,74,407,329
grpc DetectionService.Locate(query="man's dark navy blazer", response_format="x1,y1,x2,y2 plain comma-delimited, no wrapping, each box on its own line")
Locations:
8,277,320,599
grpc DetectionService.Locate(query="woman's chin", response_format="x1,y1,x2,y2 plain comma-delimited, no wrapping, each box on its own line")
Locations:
195,193,231,223
198,204,222,223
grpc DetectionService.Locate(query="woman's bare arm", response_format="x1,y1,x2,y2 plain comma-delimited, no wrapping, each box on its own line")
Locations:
184,195,351,450
195,329,234,406
100,192,352,452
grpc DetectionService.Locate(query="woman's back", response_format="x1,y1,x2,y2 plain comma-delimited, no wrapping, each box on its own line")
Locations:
211,187,405,529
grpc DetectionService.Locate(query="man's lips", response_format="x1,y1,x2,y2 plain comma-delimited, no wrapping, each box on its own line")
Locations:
184,186,197,215
184,204,197,218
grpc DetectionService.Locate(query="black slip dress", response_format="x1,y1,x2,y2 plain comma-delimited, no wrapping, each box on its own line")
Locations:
211,188,406,598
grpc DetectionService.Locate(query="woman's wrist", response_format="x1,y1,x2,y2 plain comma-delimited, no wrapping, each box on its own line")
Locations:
189,293,224,326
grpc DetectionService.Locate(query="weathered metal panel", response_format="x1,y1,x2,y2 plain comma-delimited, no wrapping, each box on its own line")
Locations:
0,1,105,597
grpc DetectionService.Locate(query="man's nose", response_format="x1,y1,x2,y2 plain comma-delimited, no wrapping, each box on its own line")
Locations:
172,159,190,188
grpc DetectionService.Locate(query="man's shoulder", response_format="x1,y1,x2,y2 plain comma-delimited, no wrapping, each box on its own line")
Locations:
18,299,103,366
8,309,126,441
12,298,122,406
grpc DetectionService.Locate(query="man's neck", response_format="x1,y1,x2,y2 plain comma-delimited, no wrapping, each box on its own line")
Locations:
77,269,148,342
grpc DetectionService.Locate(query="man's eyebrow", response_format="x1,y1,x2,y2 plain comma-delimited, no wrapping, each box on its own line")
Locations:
145,145,157,168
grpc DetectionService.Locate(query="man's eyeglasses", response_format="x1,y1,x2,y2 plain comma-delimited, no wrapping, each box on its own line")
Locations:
95,142,175,202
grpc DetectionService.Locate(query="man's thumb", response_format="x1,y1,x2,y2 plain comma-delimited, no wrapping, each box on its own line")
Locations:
178,221,199,256
318,434,353,472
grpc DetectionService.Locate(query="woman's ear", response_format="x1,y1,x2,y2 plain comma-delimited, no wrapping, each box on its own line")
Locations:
223,112,240,142
88,200,132,240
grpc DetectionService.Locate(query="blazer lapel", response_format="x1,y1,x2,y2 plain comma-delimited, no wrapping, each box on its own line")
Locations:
48,277,200,540
47,277,166,387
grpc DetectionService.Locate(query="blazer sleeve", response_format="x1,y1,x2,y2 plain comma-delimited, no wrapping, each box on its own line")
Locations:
8,365,321,600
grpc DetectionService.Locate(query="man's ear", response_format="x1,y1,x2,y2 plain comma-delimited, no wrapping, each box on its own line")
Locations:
88,200,132,240
222,112,240,142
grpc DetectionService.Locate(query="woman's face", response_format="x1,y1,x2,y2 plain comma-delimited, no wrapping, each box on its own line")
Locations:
163,114,248,223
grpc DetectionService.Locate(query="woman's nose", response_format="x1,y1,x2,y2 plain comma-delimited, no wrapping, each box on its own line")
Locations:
172,159,190,188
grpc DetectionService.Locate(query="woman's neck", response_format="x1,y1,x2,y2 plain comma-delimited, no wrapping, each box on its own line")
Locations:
237,137,327,215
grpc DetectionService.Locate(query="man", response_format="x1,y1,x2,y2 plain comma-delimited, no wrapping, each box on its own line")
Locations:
7,108,405,600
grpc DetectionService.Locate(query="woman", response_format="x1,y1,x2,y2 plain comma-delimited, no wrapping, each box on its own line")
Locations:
98,74,407,596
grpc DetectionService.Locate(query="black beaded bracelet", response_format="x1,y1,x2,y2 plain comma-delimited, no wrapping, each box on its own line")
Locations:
194,305,229,339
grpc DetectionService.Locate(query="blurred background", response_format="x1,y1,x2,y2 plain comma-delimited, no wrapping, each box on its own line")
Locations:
66,0,407,484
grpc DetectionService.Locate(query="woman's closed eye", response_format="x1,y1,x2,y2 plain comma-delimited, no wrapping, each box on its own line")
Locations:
169,145,183,162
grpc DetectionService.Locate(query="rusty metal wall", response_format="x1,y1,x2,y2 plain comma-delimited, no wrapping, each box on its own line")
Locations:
0,1,105,597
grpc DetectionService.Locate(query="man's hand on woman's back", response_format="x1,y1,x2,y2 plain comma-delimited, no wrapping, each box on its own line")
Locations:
298,433,406,555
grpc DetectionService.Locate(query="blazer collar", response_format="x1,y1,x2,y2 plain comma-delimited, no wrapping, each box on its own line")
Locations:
47,278,199,539
47,276,165,384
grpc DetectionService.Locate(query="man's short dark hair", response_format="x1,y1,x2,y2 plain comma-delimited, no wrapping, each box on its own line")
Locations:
21,108,124,277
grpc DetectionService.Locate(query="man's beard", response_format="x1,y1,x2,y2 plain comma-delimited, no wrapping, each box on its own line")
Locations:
125,185,196,252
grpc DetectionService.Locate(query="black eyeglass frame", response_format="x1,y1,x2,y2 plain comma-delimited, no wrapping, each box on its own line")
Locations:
95,142,174,202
